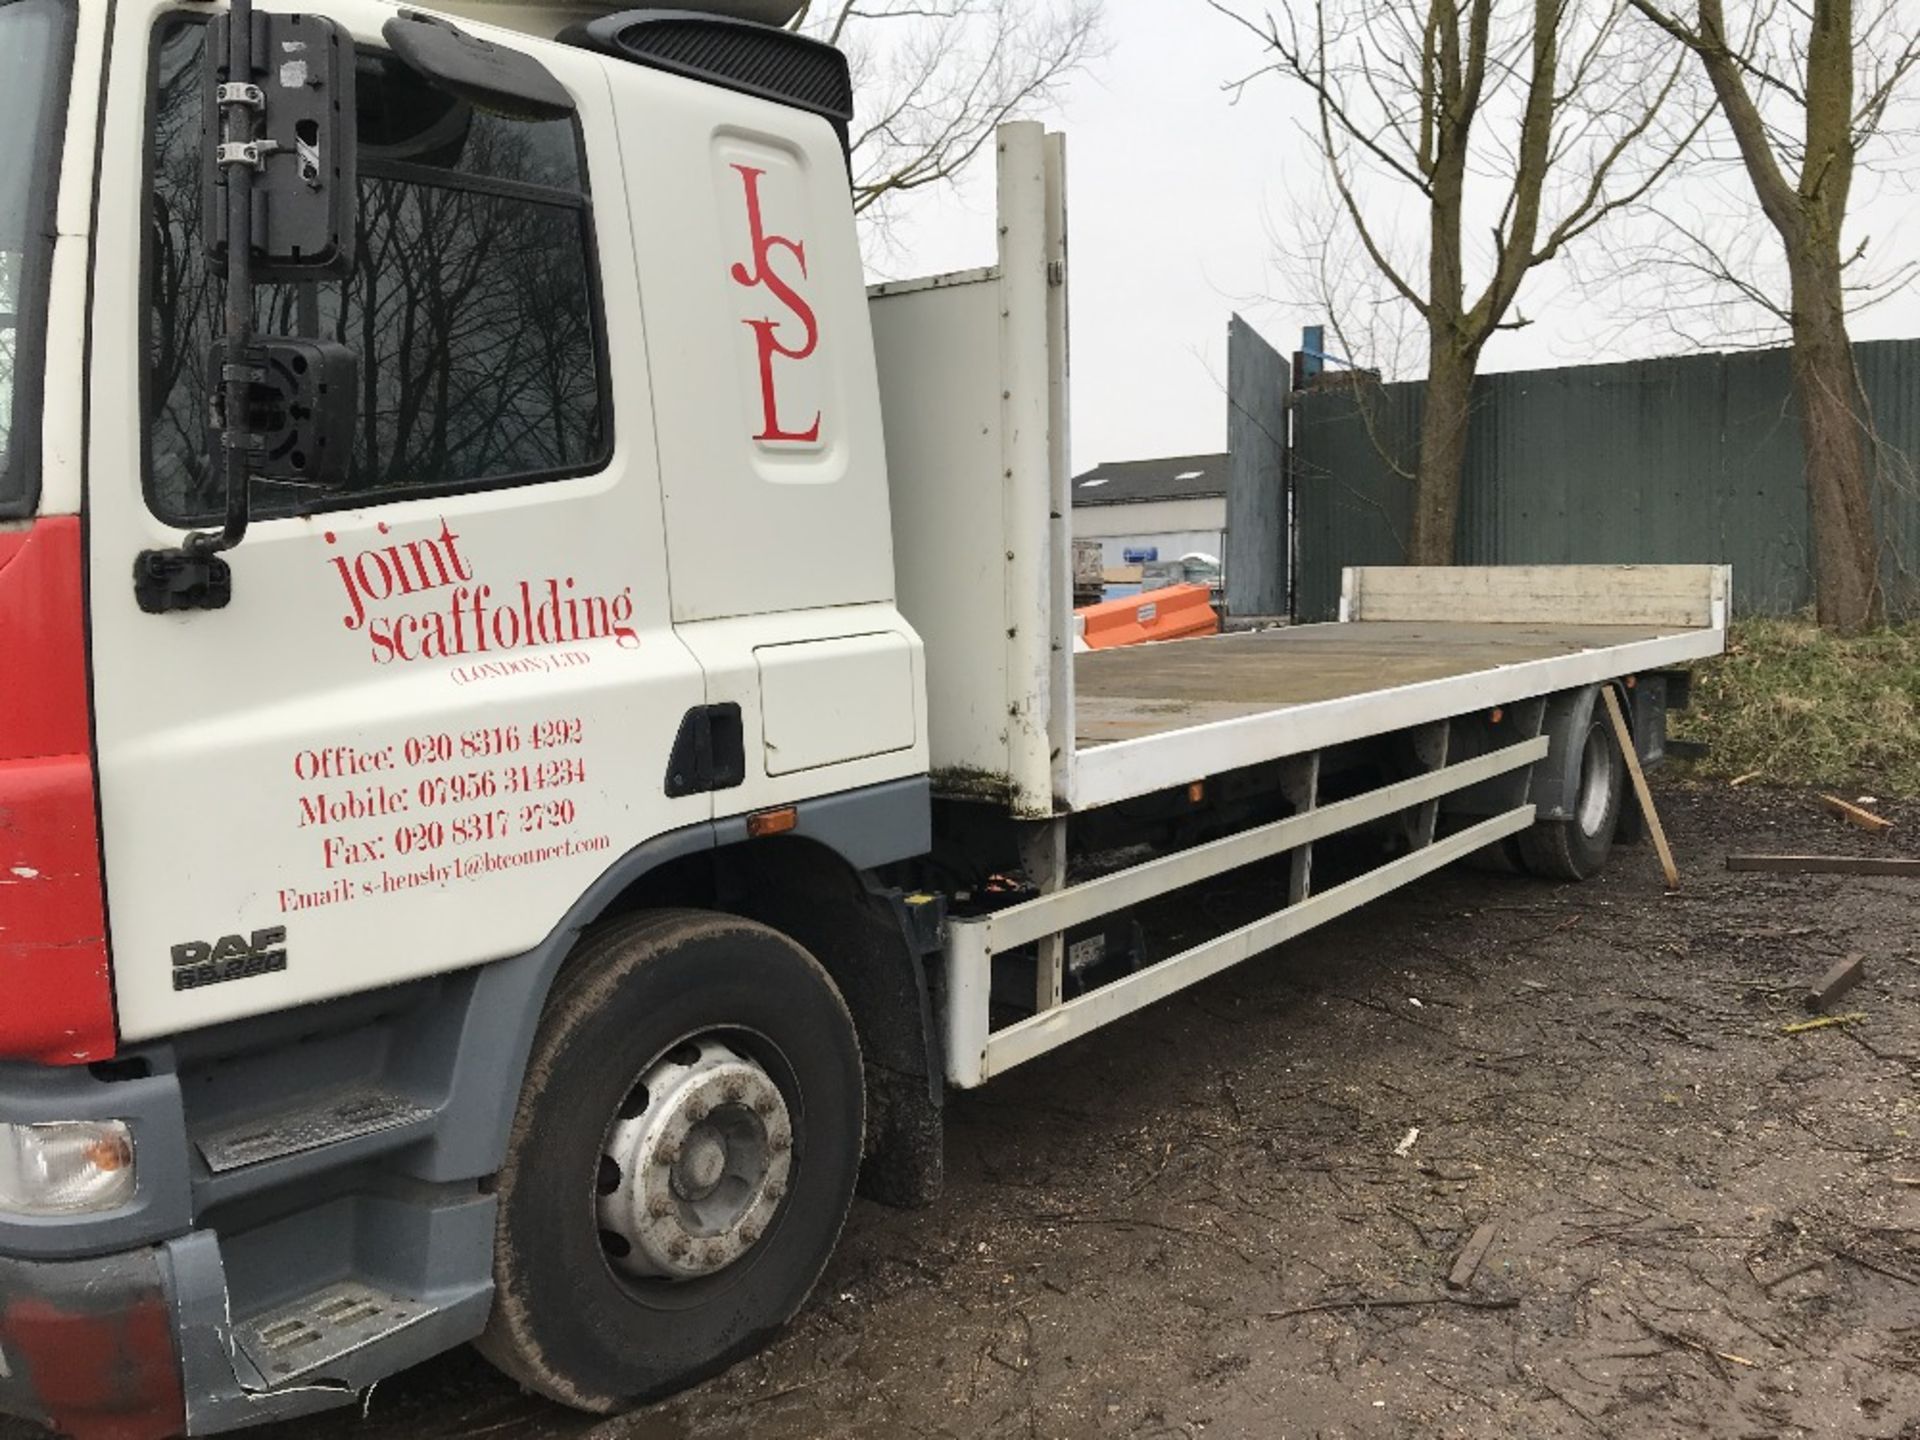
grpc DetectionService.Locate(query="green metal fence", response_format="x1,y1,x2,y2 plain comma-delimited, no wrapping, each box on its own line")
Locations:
1291,339,1920,623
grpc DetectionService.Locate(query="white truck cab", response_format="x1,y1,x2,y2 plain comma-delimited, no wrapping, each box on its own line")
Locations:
98,0,924,1042
0,0,1725,1433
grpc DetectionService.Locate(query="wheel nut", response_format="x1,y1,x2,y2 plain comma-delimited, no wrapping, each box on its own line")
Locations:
669,1237,689,1258
650,1196,674,1218
686,1100,709,1122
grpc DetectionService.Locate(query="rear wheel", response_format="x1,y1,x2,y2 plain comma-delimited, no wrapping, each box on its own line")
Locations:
477,910,864,1412
1517,713,1624,881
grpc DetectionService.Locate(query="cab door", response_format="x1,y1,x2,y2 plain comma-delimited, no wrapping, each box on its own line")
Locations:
85,0,708,1042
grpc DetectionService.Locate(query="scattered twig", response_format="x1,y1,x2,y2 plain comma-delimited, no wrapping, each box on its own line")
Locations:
1536,1379,1607,1434
1034,1213,1257,1265
1781,1012,1867,1035
1729,769,1764,787
1123,1141,1175,1199
1630,1311,1760,1370
1833,1249,1920,1286
1265,1293,1519,1320
1819,793,1896,833
1757,1258,1823,1292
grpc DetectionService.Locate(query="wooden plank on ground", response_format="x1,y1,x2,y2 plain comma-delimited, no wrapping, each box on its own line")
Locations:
1447,1222,1500,1292
1726,854,1920,877
1806,954,1867,1013
1601,686,1679,889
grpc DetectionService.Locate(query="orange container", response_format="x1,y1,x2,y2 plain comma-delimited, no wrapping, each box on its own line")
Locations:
1075,583,1219,650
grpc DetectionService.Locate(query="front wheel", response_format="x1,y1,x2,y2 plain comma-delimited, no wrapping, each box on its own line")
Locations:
477,910,864,1412
1517,711,1624,881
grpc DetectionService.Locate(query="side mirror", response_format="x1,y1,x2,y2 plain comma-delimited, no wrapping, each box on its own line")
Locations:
136,6,360,615
204,10,357,277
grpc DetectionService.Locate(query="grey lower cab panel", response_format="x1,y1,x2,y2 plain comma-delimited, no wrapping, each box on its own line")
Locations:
197,1085,434,1173
234,1280,433,1386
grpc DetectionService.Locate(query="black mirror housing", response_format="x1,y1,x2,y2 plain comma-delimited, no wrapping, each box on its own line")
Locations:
208,337,357,491
205,11,357,278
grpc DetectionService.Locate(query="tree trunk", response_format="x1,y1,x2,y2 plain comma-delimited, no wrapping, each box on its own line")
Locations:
1410,340,1474,564
1787,248,1881,631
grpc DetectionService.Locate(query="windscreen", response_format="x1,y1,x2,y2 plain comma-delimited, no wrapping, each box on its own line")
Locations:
0,0,72,517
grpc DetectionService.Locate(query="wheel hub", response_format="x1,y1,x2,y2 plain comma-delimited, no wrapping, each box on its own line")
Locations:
597,1038,792,1281
1577,724,1616,836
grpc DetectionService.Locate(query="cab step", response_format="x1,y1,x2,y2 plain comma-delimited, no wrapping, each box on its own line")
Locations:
235,1280,432,1387
196,1084,433,1173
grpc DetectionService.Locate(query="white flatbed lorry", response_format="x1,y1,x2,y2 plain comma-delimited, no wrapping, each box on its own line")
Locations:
0,0,1725,1432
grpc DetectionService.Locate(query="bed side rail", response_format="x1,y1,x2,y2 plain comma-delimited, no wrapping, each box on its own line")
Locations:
944,732,1547,1088
1339,564,1731,630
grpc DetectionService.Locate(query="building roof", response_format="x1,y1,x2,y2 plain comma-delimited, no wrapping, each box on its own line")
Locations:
1070,452,1228,507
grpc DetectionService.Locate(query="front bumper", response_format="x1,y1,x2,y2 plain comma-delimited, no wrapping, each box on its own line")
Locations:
0,1223,494,1440
0,1041,494,1439
0,1247,184,1440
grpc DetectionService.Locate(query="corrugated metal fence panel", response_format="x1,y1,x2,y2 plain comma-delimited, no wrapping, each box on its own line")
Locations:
1292,339,1920,622
1859,341,1920,618
1291,378,1420,621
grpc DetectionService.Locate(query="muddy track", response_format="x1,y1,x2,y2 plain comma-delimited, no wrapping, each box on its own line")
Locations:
14,782,1917,1440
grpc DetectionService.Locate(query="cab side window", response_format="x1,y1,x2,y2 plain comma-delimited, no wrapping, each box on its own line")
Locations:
145,18,608,524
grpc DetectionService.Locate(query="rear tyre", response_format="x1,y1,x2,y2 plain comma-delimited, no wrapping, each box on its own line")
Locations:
477,910,864,1412
1517,713,1624,881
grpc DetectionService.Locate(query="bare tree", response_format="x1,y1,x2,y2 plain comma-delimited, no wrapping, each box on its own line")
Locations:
1626,0,1919,631
1214,0,1700,564
790,0,1104,227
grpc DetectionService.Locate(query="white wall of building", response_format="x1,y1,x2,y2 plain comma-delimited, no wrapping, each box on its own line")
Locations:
1073,496,1224,539
1074,497,1225,570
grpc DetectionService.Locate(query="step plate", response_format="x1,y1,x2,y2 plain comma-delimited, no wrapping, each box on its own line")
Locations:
196,1085,432,1173
235,1281,431,1386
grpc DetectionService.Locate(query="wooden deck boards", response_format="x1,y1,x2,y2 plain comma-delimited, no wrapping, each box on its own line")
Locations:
1072,621,1679,745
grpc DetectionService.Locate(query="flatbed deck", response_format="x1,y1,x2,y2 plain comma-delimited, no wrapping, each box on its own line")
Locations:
1074,621,1686,745
1061,590,1727,813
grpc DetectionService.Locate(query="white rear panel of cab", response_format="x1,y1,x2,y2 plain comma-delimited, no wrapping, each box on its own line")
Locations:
870,123,1072,819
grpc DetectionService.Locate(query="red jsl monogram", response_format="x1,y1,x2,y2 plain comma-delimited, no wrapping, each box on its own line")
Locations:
728,164,821,444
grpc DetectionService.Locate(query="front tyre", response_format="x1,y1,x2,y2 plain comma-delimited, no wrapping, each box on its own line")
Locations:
477,910,864,1412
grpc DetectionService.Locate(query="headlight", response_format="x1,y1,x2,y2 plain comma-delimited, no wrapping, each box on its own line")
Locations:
0,1121,136,1215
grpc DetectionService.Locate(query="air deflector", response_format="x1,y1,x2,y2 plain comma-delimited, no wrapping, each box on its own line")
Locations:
565,10,853,143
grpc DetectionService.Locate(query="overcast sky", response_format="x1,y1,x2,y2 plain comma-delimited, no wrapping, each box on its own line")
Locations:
873,0,1920,473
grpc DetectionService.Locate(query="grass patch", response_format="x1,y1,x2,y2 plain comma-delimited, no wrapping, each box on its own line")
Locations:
1671,617,1920,796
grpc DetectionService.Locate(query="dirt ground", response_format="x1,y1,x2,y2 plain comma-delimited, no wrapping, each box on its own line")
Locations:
18,781,1920,1440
